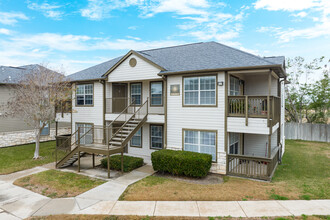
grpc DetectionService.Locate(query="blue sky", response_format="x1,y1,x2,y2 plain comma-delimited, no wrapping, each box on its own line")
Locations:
0,0,329,78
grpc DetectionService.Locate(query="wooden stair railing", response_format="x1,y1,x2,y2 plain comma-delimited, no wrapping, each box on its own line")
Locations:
107,99,149,151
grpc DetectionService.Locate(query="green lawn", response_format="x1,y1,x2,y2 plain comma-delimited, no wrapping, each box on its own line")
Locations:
120,140,330,201
14,169,105,198
272,140,330,199
0,141,61,174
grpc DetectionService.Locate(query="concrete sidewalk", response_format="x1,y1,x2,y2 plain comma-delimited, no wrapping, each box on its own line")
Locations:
0,164,329,219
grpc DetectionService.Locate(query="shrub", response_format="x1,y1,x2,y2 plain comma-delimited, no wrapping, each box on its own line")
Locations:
151,149,212,178
101,155,144,172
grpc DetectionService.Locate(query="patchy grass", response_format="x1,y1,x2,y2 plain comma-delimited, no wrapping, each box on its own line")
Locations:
14,169,105,198
0,141,65,174
26,215,330,220
119,140,329,201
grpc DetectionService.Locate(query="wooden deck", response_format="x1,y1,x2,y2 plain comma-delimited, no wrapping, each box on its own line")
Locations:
79,143,123,155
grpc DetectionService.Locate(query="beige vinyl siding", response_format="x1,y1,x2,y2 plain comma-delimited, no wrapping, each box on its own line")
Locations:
108,54,162,82
166,72,226,173
71,82,104,132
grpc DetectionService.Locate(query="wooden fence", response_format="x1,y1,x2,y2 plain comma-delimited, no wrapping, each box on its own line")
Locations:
285,122,330,142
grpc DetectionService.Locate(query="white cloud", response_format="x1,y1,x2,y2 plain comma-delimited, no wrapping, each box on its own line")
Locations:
0,12,29,25
255,0,330,42
27,2,64,20
80,0,210,20
292,11,308,17
254,0,318,11
0,28,12,35
0,31,184,73
128,26,138,30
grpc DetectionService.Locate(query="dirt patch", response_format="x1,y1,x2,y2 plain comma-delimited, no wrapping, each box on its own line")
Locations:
153,172,224,185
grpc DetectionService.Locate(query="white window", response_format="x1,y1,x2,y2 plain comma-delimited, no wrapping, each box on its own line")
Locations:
184,130,216,161
131,128,142,147
229,133,239,154
150,82,163,106
230,76,240,95
131,83,142,105
150,125,163,149
76,84,93,106
76,123,93,145
184,76,216,105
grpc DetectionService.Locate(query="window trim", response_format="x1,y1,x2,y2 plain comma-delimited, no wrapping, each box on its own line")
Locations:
149,124,164,150
182,128,218,162
182,74,218,107
75,122,94,145
75,83,94,107
229,132,240,155
130,128,142,148
229,75,241,96
130,82,143,106
149,81,163,107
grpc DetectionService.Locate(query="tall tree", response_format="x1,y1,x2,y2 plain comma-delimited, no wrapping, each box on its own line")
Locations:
2,65,71,159
285,56,329,123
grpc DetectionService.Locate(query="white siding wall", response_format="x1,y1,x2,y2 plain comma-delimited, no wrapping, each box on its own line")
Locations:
166,72,226,174
127,123,158,157
281,81,285,154
108,54,162,82
71,82,104,132
244,131,278,157
227,117,269,134
244,74,278,96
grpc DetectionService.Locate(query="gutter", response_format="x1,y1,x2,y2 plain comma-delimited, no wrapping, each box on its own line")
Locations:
158,64,286,77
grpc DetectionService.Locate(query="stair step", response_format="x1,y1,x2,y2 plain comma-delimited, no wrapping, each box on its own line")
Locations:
112,137,124,141
109,141,122,145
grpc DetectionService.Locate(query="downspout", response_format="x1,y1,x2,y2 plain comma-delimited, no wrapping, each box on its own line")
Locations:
162,75,167,149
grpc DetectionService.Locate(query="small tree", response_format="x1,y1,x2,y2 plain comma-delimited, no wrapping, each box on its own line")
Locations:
2,64,71,159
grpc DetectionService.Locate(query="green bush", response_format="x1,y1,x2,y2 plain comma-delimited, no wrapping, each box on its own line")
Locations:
101,155,144,172
151,149,212,178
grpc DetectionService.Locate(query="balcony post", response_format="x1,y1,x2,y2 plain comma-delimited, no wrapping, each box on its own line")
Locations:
245,96,248,126
267,71,271,127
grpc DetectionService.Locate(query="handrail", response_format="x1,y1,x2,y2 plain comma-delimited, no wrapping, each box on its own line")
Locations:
106,98,135,129
108,99,149,150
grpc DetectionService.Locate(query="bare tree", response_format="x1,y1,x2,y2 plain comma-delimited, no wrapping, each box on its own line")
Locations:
2,64,71,159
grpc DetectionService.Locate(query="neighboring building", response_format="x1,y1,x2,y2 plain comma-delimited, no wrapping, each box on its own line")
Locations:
56,42,286,180
0,65,70,147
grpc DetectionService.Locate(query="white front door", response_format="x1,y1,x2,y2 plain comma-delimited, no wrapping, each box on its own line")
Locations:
76,123,93,145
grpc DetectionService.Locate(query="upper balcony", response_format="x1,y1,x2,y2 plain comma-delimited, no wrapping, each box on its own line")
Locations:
227,70,281,134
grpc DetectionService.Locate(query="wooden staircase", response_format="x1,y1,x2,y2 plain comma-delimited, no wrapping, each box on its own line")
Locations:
55,99,149,171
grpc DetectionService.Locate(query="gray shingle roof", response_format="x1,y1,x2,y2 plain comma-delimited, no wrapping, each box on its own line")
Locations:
138,42,284,74
0,64,44,84
68,41,285,81
68,56,122,81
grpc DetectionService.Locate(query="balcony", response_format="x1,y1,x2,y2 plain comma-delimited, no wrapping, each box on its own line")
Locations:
227,95,281,134
228,147,280,181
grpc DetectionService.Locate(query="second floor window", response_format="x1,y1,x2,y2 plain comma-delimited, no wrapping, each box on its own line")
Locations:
230,76,240,95
150,82,163,106
184,75,216,106
76,84,93,106
131,83,142,105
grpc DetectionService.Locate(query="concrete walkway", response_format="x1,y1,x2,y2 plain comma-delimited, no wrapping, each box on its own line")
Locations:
0,165,329,219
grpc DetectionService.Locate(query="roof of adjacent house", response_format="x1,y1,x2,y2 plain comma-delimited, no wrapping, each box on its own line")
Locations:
0,64,45,84
67,41,286,81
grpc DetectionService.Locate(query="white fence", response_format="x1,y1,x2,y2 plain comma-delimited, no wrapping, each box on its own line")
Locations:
285,122,330,142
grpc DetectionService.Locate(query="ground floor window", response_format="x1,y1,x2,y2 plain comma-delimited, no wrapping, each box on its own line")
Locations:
184,130,216,161
150,125,163,149
229,133,239,154
131,128,142,147
76,123,93,145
